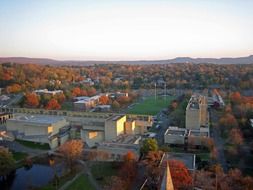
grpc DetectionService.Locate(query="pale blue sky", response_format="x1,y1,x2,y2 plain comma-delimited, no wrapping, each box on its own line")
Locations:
0,0,253,60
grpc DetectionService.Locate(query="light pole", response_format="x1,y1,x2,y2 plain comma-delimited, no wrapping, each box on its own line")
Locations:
155,83,157,101
164,82,166,101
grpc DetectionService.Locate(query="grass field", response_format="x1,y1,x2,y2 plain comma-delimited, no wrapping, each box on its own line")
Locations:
127,96,174,115
16,139,50,150
61,101,73,111
66,174,95,190
12,151,28,161
91,162,119,186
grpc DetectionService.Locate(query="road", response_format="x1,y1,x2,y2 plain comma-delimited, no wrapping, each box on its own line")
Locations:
210,110,228,172
155,111,170,146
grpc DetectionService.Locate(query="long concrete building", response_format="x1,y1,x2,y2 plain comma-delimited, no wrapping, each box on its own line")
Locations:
2,107,153,148
6,115,70,149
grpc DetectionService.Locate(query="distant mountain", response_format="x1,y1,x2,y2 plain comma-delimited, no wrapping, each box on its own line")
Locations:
0,55,253,65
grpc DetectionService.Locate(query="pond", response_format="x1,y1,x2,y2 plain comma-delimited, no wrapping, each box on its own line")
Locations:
0,163,65,190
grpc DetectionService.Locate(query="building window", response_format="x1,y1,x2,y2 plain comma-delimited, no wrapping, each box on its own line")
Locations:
88,131,98,139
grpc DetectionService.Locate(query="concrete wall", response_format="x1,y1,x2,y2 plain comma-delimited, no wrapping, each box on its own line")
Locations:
81,130,104,147
186,109,201,130
6,120,48,136
164,134,185,145
116,116,126,136
104,115,126,141
124,121,135,135
59,134,69,145
0,113,13,124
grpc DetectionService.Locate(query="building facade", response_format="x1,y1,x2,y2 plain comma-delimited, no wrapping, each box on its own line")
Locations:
6,115,70,149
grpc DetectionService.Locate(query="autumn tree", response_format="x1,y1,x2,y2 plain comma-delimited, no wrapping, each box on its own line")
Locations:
169,160,192,190
59,140,83,171
120,151,137,186
112,100,120,110
87,87,96,96
46,98,61,110
123,151,137,162
104,176,128,190
169,100,178,111
142,150,164,189
55,93,66,104
25,93,40,107
6,83,22,93
72,87,81,97
140,138,158,156
99,95,109,105
219,113,238,133
0,147,15,178
230,92,242,104
229,128,243,146
116,96,131,105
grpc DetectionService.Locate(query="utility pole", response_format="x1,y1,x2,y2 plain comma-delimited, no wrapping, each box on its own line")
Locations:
164,82,166,101
155,83,157,101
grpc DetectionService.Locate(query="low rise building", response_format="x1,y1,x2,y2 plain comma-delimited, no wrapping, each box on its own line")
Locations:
188,129,209,146
164,127,187,145
97,134,141,160
73,95,100,111
0,112,12,124
105,114,126,141
6,114,70,149
34,89,63,96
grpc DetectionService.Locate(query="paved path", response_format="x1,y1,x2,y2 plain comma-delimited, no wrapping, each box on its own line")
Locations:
78,160,101,190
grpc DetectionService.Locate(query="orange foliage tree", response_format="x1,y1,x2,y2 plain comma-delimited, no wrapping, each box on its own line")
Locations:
59,140,83,171
219,113,238,132
25,93,40,107
72,87,81,97
99,95,109,105
229,128,244,145
168,160,192,190
230,92,242,104
46,99,61,110
87,87,96,96
6,84,22,93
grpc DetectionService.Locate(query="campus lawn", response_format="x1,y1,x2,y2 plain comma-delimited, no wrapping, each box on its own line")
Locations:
66,174,95,190
61,101,73,111
127,96,174,115
91,162,119,186
12,151,28,161
16,139,50,150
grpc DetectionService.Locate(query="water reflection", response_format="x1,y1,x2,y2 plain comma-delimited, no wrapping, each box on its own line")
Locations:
0,162,64,190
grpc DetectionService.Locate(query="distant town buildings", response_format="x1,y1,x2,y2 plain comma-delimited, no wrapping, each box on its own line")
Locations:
34,89,63,96
73,95,100,111
0,112,12,124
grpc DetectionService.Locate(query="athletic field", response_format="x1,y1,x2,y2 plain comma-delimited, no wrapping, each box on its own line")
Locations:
127,96,174,115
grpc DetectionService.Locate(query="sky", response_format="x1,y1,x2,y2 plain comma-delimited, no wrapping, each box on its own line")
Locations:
0,0,253,60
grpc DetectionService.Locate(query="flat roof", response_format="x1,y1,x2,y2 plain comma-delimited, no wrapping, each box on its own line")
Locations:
189,130,209,137
8,114,65,124
107,114,125,121
0,112,11,116
165,127,187,136
165,152,196,170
